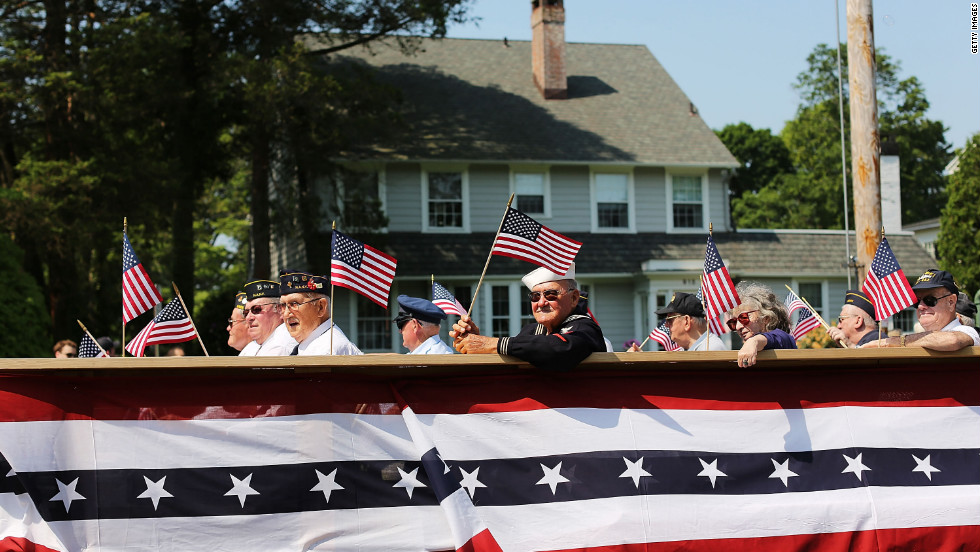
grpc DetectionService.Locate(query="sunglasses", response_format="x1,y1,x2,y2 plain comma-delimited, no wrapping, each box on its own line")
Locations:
246,303,279,315
528,289,568,302
726,310,759,331
913,292,954,309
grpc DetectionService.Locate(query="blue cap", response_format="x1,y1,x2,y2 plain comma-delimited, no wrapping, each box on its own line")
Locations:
395,295,447,325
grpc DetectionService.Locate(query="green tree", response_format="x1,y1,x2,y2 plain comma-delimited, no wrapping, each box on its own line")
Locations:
715,122,794,201
0,235,50,358
936,134,980,295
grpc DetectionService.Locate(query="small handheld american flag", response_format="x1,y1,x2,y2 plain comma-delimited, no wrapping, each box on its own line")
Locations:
432,282,466,317
331,230,397,308
702,236,739,328
122,234,163,323
861,237,915,321
491,208,581,275
125,298,197,357
648,321,681,351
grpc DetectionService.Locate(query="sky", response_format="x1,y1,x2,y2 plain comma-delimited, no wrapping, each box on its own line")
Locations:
446,0,980,151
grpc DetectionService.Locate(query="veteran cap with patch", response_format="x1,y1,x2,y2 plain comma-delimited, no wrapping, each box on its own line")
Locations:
655,292,704,317
912,269,959,295
244,280,280,301
279,271,328,293
235,291,247,311
843,290,875,318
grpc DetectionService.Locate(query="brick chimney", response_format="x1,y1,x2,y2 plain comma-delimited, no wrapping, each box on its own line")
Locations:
531,0,567,99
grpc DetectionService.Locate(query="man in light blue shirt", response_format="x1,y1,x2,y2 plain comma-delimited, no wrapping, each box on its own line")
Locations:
394,295,455,354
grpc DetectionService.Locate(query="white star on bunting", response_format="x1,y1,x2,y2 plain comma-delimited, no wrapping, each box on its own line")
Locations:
137,476,173,510
768,458,799,487
50,477,86,512
841,453,871,481
311,469,345,503
393,466,427,499
536,461,570,495
696,458,727,489
225,473,260,507
912,454,940,481
619,457,652,488
459,467,487,498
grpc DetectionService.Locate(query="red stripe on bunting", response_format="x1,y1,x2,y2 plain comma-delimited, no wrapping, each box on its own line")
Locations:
0,536,63,552
541,525,980,552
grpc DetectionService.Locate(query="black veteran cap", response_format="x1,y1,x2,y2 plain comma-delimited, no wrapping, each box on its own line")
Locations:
655,292,705,318
244,280,280,301
843,290,875,317
394,295,447,327
912,269,959,295
280,271,328,293
235,291,247,311
956,292,977,319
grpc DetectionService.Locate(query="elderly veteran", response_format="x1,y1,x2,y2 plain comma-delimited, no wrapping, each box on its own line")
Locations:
729,282,796,367
862,269,980,350
227,291,253,353
450,263,606,369
956,292,977,327
827,290,880,348
240,279,297,356
650,292,728,351
279,271,362,356
394,295,454,354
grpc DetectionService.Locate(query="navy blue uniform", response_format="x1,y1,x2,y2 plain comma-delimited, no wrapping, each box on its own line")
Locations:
496,314,606,370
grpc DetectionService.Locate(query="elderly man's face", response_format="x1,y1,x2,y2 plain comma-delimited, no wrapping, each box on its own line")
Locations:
915,288,957,331
529,281,579,333
836,305,866,340
281,292,327,343
226,308,250,351
664,313,694,349
245,298,282,344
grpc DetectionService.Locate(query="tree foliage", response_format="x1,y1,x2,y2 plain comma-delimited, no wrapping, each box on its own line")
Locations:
936,134,980,296
725,44,951,229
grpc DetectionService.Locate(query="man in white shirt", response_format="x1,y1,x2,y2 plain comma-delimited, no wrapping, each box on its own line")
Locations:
862,269,980,350
239,279,297,356
394,295,454,354
628,292,728,352
279,271,362,356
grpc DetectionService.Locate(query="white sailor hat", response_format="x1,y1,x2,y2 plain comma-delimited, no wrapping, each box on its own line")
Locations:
521,262,576,290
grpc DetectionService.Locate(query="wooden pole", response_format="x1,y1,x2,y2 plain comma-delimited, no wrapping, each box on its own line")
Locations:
847,0,882,289
172,283,209,356
77,320,108,357
467,194,516,319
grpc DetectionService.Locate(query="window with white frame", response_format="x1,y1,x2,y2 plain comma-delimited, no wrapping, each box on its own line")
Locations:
670,175,704,229
797,283,823,318
514,171,548,216
595,173,630,229
491,285,511,337
355,295,390,351
317,167,385,233
426,171,464,229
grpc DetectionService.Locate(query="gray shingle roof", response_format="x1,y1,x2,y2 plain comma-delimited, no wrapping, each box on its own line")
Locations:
311,36,737,167
379,231,935,281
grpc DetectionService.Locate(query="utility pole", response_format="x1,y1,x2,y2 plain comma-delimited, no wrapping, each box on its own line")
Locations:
847,0,882,288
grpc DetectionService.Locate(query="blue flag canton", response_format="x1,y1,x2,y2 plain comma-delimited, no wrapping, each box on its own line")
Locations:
871,238,902,278
433,282,456,302
77,334,104,358
501,209,542,240
704,238,725,273
123,235,142,272
332,231,365,269
155,299,187,323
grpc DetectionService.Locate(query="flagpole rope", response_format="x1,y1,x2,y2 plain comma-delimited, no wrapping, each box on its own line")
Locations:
172,282,209,356
467,194,515,319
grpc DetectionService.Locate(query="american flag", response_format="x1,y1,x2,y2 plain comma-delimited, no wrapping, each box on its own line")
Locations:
862,237,916,321
122,234,163,323
648,320,682,351
791,306,821,340
124,298,197,357
696,286,729,335
76,333,108,358
784,290,807,314
491,208,581,275
0,361,976,551
432,282,466,317
331,230,397,308
702,236,740,327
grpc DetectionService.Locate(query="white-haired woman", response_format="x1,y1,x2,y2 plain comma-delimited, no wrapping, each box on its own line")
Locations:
728,282,796,367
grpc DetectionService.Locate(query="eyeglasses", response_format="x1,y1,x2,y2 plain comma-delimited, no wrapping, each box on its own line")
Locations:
246,303,279,315
913,292,954,309
279,297,324,311
726,310,759,331
227,317,244,326
837,314,859,324
662,314,685,323
528,288,569,302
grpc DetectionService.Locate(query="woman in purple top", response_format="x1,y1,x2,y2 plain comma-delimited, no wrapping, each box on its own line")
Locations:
728,282,796,367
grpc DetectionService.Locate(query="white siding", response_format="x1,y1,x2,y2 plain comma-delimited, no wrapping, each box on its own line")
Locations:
385,163,423,231
548,166,592,232
589,281,636,351
469,165,510,231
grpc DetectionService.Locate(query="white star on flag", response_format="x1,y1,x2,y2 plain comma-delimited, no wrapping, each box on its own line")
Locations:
459,467,487,498
619,457,652,488
768,458,799,487
137,475,173,510
842,453,871,481
697,458,727,488
310,469,345,503
225,473,260,507
393,466,427,499
50,477,85,512
536,461,570,495
912,454,941,481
